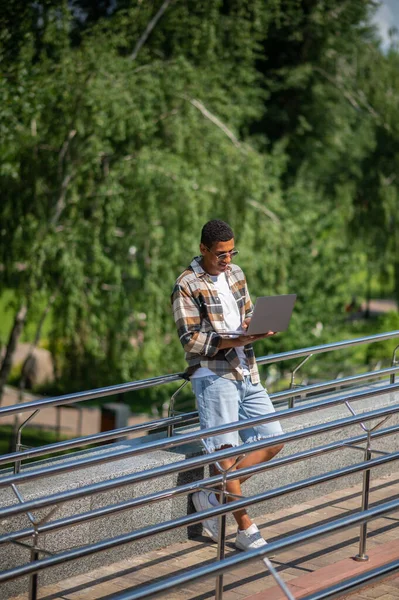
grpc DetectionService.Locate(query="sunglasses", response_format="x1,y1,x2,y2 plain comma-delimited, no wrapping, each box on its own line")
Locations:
205,247,239,262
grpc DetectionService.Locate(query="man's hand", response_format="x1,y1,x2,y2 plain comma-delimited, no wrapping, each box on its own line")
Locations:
240,318,276,342
242,317,251,331
236,331,276,345
219,328,276,349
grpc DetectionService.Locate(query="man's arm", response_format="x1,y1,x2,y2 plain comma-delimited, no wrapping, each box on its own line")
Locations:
171,283,222,357
243,278,254,320
171,278,275,355
218,273,275,348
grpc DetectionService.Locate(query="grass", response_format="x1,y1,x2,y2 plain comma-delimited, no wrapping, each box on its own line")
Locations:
0,425,100,470
0,289,54,346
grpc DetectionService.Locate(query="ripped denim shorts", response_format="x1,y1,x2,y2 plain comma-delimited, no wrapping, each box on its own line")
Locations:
191,374,283,452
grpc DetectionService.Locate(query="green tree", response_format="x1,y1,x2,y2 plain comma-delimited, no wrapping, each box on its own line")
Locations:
1,0,398,406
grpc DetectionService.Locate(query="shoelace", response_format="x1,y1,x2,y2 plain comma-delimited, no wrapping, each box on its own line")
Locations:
243,530,264,544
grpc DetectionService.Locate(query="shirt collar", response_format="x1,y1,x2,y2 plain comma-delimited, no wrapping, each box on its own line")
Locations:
190,256,232,278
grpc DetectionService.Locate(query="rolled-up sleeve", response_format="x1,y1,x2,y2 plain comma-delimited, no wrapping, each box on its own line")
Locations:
171,284,222,357
244,280,254,320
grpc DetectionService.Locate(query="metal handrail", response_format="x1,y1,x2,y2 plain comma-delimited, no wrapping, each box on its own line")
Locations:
0,384,397,600
257,331,399,365
1,331,399,600
1,401,399,518
0,410,199,468
0,401,398,598
1,483,398,587
272,365,399,402
0,373,183,418
86,498,399,600
0,383,399,488
1,383,399,489
0,330,398,419
1,365,398,469
1,423,398,546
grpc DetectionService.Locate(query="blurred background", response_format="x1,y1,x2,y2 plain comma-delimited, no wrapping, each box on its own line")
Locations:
1,0,399,448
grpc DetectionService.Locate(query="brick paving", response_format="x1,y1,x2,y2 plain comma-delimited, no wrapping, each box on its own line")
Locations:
7,471,399,600
245,539,399,600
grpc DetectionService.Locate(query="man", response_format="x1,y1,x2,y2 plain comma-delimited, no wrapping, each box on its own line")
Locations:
171,219,284,551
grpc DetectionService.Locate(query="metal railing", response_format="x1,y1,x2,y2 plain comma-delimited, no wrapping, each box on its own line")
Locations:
0,365,398,473
1,416,398,598
1,331,399,600
91,498,399,600
0,331,398,473
1,382,399,487
1,396,399,598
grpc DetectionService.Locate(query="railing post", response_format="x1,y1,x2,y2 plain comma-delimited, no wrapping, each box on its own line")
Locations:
289,354,313,408
29,532,40,600
215,473,227,600
199,438,246,600
10,483,49,600
261,556,296,600
354,431,371,562
14,410,39,474
214,453,246,600
390,345,399,384
167,380,189,437
345,396,393,563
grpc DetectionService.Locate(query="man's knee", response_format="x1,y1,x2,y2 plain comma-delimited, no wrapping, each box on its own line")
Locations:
215,444,237,471
270,443,284,457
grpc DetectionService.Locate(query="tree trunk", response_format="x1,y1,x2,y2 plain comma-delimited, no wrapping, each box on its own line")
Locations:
0,304,28,405
19,293,56,397
9,294,57,453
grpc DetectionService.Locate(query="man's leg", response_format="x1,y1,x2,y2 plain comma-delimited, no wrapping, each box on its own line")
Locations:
190,375,241,541
220,377,285,531
214,443,284,531
191,375,283,545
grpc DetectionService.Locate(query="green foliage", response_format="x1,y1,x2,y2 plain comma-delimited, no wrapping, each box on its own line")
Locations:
366,312,399,365
1,0,398,406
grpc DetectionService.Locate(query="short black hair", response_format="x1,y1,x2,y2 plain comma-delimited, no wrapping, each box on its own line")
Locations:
201,220,234,248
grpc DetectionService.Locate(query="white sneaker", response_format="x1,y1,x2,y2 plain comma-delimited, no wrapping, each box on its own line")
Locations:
192,490,219,542
235,523,269,552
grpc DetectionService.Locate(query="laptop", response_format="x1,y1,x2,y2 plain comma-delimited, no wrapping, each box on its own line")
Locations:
222,294,297,337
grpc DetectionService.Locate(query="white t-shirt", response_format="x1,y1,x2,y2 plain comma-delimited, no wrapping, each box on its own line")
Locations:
191,273,249,378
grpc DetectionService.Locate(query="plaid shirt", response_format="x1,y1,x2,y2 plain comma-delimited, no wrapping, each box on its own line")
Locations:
171,257,260,383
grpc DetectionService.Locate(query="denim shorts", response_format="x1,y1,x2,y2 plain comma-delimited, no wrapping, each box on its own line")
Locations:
191,374,283,452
